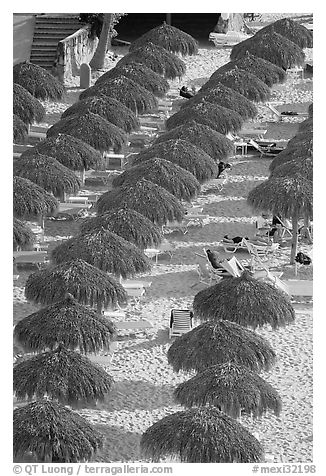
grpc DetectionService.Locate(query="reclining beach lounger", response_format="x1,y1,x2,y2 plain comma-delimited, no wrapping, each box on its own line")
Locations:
266,102,308,121
13,251,49,269
169,309,193,338
248,139,284,158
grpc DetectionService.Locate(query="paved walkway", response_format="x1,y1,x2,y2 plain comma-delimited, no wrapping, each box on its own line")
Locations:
13,14,35,65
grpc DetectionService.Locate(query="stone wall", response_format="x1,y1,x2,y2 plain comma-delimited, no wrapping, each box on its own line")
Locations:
53,25,98,83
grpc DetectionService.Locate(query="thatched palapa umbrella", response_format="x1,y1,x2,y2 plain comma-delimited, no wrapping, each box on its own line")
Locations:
182,83,258,120
140,407,264,463
174,362,282,419
270,157,313,181
308,103,313,118
46,112,127,153
13,83,45,125
286,130,313,150
129,22,198,56
13,114,28,144
14,294,116,354
13,218,35,250
154,121,234,161
112,158,201,202
14,153,81,200
61,96,140,133
193,270,295,330
116,43,186,80
13,176,58,219
51,228,151,279
80,207,163,249
211,52,287,87
25,258,128,310
79,76,158,115
167,320,276,373
298,117,313,134
14,346,114,407
166,101,243,135
13,61,65,100
248,176,313,263
255,17,313,48
95,63,169,98
131,139,217,183
13,400,103,462
231,31,305,70
96,179,185,226
269,137,312,172
201,69,271,102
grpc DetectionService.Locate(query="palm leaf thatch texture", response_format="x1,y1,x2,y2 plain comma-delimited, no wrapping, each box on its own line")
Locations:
270,157,313,181
13,400,103,462
230,31,305,70
61,96,140,133
140,407,264,463
193,271,295,329
13,114,28,143
80,208,163,249
183,83,258,120
14,153,81,199
167,320,276,373
25,259,128,309
79,76,158,115
14,346,114,406
13,61,65,100
154,121,234,161
14,294,116,354
13,176,59,219
174,362,282,419
130,22,199,56
166,102,243,135
97,179,185,226
287,130,313,150
298,117,313,134
269,136,312,172
308,103,313,118
255,17,313,48
21,134,103,171
211,53,286,87
46,112,127,153
13,218,35,249
95,63,169,98
201,69,271,102
51,228,151,279
13,84,45,125
131,139,217,183
112,158,201,202
116,43,186,80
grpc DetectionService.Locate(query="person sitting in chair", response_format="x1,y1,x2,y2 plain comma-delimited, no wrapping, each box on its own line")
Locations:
206,249,224,269
180,86,194,99
216,161,231,178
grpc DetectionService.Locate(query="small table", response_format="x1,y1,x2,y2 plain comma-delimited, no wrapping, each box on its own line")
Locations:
234,141,248,155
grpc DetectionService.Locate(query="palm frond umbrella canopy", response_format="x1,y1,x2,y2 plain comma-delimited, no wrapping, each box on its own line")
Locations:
97,179,185,226
79,76,158,115
46,112,127,153
112,158,201,202
193,271,295,330
308,103,313,118
286,130,313,150
140,407,264,463
269,137,312,172
131,139,217,183
174,362,282,419
13,61,65,100
211,52,287,87
129,22,199,56
116,43,186,80
13,400,103,463
167,320,276,374
13,114,28,144
14,294,116,354
255,17,313,48
51,228,151,279
21,134,103,171
95,63,169,98
80,208,163,249
154,121,234,161
166,102,243,135
230,31,305,70
13,84,45,125
14,153,81,199
201,69,271,102
61,96,140,133
13,218,35,250
25,259,128,309
298,117,313,134
14,346,114,407
270,157,313,181
13,176,59,219
182,83,258,120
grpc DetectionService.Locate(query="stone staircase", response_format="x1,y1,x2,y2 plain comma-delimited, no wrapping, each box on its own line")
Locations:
30,14,84,71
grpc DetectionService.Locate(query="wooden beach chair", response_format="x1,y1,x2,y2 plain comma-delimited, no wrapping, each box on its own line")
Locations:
169,309,193,338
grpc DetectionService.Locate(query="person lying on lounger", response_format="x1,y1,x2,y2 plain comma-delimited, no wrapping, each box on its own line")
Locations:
206,249,225,269
222,235,271,246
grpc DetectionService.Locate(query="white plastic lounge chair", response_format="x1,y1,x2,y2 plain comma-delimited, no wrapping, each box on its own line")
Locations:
66,196,89,205
103,309,126,319
209,31,252,47
120,279,152,289
266,102,308,121
247,139,281,158
13,251,49,269
169,309,193,338
243,239,279,268
222,238,247,253
144,248,161,263
102,152,127,170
